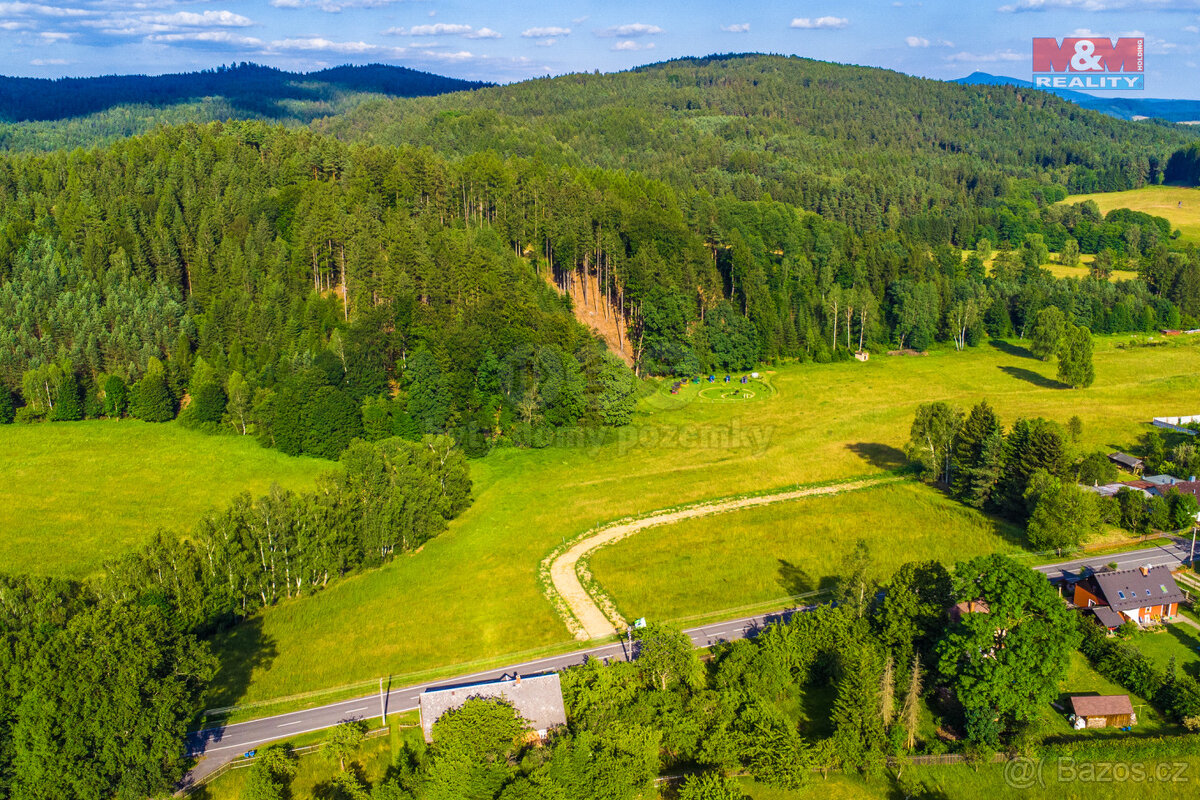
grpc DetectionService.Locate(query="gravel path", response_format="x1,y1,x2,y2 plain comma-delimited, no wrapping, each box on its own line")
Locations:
549,476,897,640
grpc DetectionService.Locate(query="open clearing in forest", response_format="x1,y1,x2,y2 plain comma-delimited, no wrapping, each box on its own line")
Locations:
203,334,1200,709
0,420,330,577
1062,185,1200,242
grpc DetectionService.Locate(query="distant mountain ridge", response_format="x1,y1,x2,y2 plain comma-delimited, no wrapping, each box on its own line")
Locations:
0,62,488,124
953,72,1200,123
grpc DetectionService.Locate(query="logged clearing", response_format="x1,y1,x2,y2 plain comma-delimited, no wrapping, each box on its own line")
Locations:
1062,185,1200,242
0,420,330,577
206,334,1200,708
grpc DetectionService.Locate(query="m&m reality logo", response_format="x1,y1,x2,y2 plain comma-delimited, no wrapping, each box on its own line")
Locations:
1032,37,1144,90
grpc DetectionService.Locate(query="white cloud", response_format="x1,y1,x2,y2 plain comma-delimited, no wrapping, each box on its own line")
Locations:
612,39,654,51
148,30,264,46
270,36,381,53
30,57,68,64
522,26,569,38
790,16,849,30
1000,0,1200,12
534,38,557,46
0,3,93,17
466,27,501,39
147,11,252,28
39,29,69,40
269,0,403,11
946,48,1024,62
596,22,664,37
721,23,750,33
0,19,30,28
906,35,953,47
403,23,472,36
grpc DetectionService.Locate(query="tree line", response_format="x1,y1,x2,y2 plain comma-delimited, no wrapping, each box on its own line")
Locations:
0,435,471,799
907,400,1200,553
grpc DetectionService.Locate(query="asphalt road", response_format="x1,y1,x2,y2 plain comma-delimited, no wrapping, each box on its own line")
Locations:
1034,538,1193,582
181,540,1195,790
180,607,804,789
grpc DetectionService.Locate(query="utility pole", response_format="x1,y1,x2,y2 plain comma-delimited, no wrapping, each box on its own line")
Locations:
379,677,386,726
1191,525,1197,569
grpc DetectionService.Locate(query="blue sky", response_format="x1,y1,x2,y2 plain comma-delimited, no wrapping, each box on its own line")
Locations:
2,0,1200,98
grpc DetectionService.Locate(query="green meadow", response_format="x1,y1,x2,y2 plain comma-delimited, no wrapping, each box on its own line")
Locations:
208,334,1200,708
1063,184,1200,242
589,481,1024,624
0,420,330,577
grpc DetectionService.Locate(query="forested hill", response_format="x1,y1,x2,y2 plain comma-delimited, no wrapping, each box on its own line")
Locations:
0,63,486,123
0,63,487,152
322,53,1198,232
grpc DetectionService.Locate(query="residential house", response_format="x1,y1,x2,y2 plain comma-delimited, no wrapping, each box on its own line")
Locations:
1072,564,1184,627
418,672,567,744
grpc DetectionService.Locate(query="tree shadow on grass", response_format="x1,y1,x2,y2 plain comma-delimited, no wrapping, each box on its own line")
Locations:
989,338,1037,359
999,365,1069,390
201,616,279,713
777,559,815,596
846,441,907,471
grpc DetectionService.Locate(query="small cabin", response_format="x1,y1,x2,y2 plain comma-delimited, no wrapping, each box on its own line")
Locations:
418,673,567,744
1070,694,1135,729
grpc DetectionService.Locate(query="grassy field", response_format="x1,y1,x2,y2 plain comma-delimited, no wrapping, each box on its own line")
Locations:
589,481,1023,624
1133,622,1200,678
203,334,1200,709
0,420,330,577
1062,185,1200,242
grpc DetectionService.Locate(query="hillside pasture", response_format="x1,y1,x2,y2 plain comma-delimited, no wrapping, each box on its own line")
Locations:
1062,185,1200,242
0,420,330,577
206,335,1200,708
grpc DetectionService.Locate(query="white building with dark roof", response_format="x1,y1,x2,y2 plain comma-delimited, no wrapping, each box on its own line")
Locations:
418,673,567,743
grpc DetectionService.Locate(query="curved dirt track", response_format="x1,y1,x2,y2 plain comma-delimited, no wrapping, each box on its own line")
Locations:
549,476,895,640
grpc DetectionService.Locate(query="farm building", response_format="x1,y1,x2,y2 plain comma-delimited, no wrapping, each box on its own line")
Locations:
1070,695,1136,729
1107,452,1145,473
418,673,566,744
1072,564,1184,627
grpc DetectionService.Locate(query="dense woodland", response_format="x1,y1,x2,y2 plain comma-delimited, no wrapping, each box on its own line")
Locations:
4,56,1200,459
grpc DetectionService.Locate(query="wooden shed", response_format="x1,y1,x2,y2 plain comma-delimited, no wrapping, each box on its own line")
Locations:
1069,695,1135,729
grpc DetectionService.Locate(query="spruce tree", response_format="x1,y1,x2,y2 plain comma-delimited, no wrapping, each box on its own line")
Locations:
50,373,83,421
901,656,922,751
951,401,1001,503
130,372,175,422
0,387,13,424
